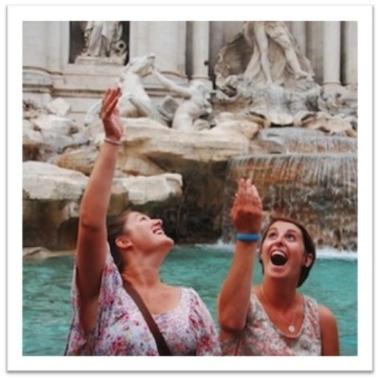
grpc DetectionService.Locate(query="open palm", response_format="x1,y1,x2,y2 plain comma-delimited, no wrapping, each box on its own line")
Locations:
100,87,123,141
231,178,263,233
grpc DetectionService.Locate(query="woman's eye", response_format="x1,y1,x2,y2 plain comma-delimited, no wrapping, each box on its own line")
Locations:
267,232,277,239
286,234,296,241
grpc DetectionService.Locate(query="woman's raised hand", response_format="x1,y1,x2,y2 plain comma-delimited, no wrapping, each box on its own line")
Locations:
231,178,263,233
100,87,123,142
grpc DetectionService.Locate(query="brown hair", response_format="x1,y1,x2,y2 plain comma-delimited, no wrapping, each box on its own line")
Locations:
259,217,316,287
106,210,132,272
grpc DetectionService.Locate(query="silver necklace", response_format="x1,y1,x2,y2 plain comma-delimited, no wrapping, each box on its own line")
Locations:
260,286,298,334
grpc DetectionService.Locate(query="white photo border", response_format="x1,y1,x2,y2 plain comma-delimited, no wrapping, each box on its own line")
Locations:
7,3,373,372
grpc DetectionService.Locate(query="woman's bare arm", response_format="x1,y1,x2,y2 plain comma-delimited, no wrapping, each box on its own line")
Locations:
319,304,340,355
75,88,123,331
218,179,263,333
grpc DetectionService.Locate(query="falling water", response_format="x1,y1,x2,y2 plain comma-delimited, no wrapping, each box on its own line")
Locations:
223,153,357,250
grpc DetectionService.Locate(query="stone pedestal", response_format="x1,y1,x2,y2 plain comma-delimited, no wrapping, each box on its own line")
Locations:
75,55,125,66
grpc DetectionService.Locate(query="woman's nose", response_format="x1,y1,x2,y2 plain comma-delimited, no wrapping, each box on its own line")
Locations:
273,234,285,245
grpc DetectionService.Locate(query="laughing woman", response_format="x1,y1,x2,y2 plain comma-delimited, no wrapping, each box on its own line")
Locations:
65,87,220,356
218,179,339,356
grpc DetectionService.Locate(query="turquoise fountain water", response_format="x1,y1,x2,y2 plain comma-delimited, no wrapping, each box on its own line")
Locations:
23,245,357,356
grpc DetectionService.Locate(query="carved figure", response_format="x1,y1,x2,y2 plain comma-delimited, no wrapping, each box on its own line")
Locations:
152,68,212,131
84,54,165,126
82,21,126,58
214,21,314,91
243,21,311,84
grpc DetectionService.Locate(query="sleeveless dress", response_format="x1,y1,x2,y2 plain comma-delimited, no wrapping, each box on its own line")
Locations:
221,293,321,356
65,250,221,356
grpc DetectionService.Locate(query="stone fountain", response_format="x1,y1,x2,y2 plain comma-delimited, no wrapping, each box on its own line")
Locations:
22,22,357,255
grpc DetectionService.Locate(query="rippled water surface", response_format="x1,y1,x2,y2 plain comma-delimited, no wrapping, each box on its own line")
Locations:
23,245,357,355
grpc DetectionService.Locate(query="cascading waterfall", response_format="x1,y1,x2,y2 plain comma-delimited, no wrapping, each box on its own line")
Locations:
223,153,357,250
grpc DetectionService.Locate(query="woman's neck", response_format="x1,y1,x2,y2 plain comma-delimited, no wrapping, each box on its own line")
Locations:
120,251,164,289
121,265,161,289
260,278,298,311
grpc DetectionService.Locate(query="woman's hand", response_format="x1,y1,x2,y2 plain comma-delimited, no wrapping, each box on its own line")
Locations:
230,178,263,233
100,87,123,141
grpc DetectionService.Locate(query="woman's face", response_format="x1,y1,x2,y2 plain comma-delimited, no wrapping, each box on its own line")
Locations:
260,221,312,283
121,211,174,254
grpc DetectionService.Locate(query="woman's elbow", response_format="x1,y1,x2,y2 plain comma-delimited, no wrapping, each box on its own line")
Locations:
218,313,246,334
79,212,104,232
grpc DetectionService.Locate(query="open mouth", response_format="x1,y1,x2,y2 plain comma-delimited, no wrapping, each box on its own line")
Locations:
270,250,288,266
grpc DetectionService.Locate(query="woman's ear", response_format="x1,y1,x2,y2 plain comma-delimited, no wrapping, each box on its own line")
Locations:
115,236,132,250
303,252,314,268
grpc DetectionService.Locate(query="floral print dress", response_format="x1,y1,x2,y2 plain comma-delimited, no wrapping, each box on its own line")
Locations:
221,293,322,356
65,250,221,356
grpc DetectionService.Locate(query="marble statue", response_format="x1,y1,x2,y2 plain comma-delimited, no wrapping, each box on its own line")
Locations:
243,22,311,84
82,21,127,59
213,21,319,129
84,53,165,126
152,68,212,131
215,21,314,91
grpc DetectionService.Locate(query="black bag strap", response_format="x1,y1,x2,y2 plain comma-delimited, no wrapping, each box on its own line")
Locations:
123,282,172,356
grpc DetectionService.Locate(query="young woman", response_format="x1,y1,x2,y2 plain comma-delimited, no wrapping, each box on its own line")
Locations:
65,87,220,356
218,178,339,355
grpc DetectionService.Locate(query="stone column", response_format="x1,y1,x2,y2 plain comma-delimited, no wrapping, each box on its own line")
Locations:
306,22,324,84
342,21,357,89
290,22,306,55
323,21,341,87
46,21,69,73
23,21,52,105
130,21,187,79
191,22,210,83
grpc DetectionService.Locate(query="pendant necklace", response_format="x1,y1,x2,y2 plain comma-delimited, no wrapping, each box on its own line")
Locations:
260,285,298,335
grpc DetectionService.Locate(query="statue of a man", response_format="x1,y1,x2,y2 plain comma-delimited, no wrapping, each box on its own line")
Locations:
152,68,213,131
82,21,124,58
243,21,311,84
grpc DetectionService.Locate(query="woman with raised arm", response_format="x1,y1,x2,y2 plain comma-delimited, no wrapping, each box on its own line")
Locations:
65,88,220,356
218,178,339,356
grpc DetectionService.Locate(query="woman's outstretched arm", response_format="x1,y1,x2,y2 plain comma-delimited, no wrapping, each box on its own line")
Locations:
218,179,263,333
76,88,123,332
319,304,340,355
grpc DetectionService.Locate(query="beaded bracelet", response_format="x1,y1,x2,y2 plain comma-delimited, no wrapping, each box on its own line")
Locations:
236,232,261,242
104,137,122,146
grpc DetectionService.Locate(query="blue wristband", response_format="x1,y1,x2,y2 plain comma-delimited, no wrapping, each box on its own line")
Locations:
236,233,261,242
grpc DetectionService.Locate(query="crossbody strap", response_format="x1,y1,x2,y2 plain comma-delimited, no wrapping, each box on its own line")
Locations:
123,282,172,356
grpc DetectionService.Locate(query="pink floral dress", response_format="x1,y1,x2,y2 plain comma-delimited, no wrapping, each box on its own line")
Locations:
221,293,322,356
65,250,221,356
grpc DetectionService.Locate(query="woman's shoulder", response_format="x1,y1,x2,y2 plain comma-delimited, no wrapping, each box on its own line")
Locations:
318,303,338,324
177,287,208,308
179,286,200,300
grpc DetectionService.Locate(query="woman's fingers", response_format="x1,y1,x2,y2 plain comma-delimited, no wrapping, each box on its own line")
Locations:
234,180,261,205
101,88,120,120
101,96,118,119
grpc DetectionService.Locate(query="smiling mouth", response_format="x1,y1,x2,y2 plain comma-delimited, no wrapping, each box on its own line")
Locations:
270,251,288,266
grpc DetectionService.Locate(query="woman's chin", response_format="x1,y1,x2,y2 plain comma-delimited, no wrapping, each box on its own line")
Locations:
159,235,175,251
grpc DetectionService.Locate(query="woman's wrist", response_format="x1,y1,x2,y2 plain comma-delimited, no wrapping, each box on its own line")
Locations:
104,137,122,146
236,232,261,243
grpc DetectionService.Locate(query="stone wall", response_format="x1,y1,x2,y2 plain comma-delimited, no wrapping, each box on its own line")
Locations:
23,21,357,122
